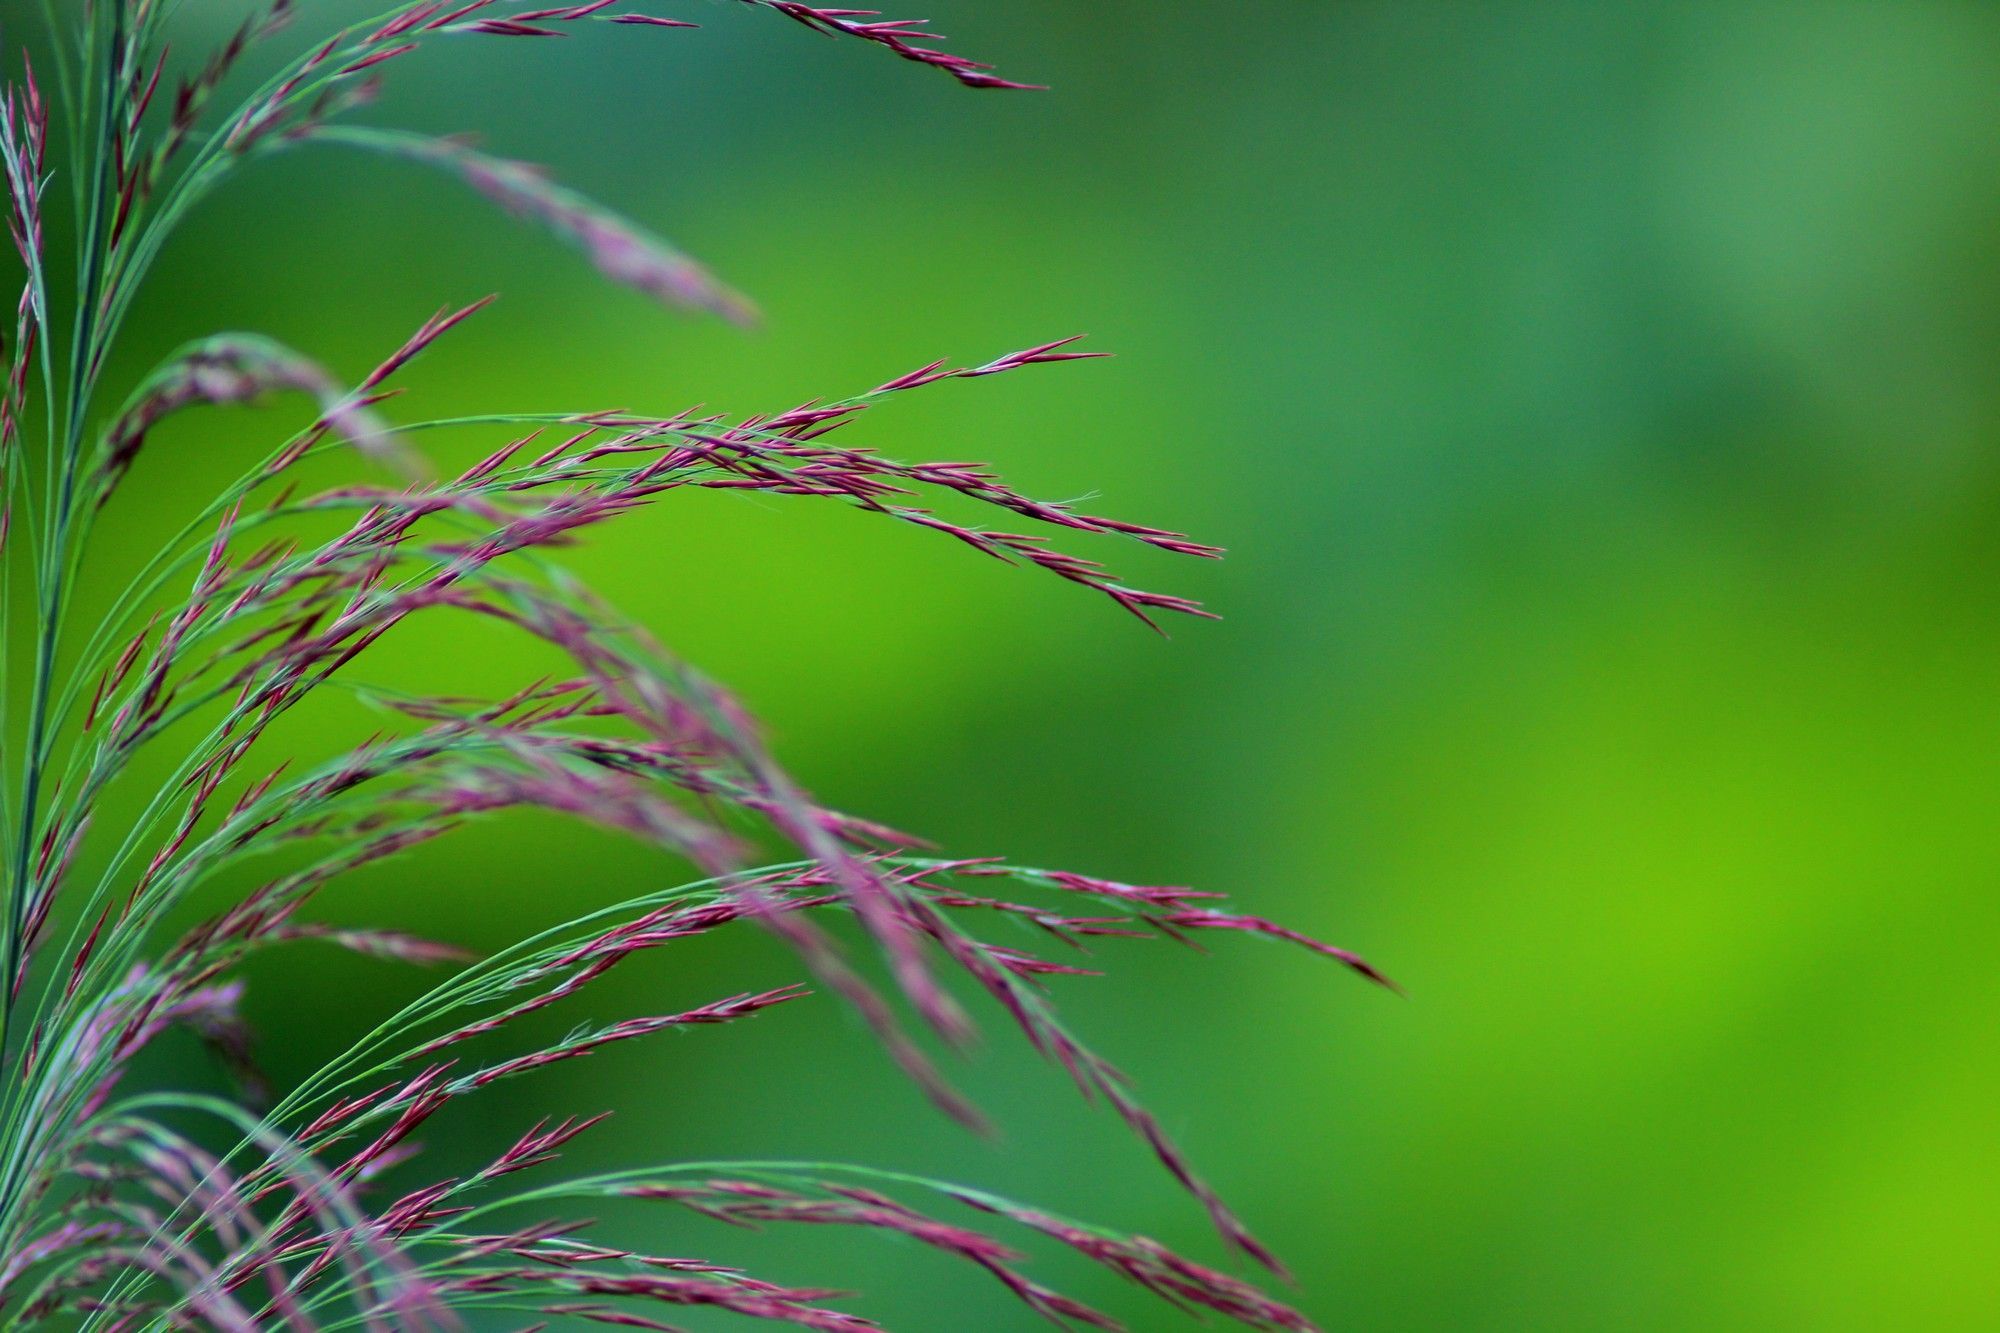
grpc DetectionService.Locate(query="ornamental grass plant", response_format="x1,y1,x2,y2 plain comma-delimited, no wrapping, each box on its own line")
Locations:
0,5,1388,1328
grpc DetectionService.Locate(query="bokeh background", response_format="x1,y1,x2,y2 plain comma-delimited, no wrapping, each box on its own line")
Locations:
69,1,2000,1327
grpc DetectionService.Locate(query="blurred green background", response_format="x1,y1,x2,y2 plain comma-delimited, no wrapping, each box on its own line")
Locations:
72,1,2000,1327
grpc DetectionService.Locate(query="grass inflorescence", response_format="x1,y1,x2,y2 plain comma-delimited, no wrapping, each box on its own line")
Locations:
0,4,1389,1329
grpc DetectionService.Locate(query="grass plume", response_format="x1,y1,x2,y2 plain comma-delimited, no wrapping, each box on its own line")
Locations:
0,4,1389,1328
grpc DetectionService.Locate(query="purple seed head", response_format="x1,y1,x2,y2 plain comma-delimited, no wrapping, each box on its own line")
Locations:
0,4,1382,1330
